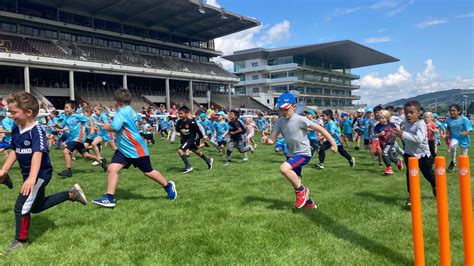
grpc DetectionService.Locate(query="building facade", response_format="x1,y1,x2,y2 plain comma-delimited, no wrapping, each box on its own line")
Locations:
222,41,399,109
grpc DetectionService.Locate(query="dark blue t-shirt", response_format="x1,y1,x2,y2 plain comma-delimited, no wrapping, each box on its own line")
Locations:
11,123,52,181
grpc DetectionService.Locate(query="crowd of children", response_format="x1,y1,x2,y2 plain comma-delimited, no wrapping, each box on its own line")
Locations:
0,88,472,254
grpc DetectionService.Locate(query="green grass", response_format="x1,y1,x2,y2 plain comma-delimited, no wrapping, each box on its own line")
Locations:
0,134,473,265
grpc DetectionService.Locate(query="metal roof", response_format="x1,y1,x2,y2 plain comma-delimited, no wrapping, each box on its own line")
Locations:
222,40,399,69
25,0,260,41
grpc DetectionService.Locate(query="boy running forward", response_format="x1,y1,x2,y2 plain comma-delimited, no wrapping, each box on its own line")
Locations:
256,113,269,136
393,101,436,207
175,106,213,173
215,111,230,159
0,113,14,151
341,113,353,148
225,109,254,164
0,92,87,253
316,110,355,169
55,100,107,177
445,104,472,171
92,88,176,208
262,93,337,209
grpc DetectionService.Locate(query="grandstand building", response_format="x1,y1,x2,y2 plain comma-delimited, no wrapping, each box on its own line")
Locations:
0,0,268,111
222,42,399,109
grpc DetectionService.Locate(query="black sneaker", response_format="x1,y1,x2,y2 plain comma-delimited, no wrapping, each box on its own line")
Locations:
432,187,437,198
355,146,360,151
207,158,214,170
349,157,356,168
447,161,456,172
69,184,87,205
58,169,72,178
315,163,325,169
100,158,108,172
182,166,193,174
1,173,13,189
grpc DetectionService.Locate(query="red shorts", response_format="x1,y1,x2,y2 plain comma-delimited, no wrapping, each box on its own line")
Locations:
371,140,381,154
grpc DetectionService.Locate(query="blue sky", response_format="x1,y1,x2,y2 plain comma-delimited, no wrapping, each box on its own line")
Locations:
209,0,474,105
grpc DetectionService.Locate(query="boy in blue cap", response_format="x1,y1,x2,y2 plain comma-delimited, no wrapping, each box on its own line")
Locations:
262,93,337,209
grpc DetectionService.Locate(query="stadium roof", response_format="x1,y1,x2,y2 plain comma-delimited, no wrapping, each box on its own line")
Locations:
25,0,260,41
222,40,399,69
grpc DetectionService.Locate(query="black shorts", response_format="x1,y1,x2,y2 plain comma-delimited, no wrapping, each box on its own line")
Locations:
364,139,370,146
179,141,198,151
217,140,227,147
85,138,94,145
66,141,87,154
110,150,153,173
143,133,154,140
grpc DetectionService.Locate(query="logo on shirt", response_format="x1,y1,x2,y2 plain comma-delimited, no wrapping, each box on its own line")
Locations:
23,140,31,146
16,148,32,154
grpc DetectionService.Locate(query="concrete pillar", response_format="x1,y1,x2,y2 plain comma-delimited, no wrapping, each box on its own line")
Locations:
69,70,74,100
24,65,30,93
123,74,128,89
207,89,211,110
227,84,232,110
165,78,170,110
189,80,193,113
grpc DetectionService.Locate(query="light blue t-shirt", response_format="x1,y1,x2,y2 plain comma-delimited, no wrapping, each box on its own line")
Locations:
1,116,14,144
86,115,98,139
111,105,149,158
256,117,268,131
342,119,353,134
307,119,318,140
434,121,445,139
446,116,472,148
59,113,90,143
324,119,342,146
215,121,229,142
198,119,213,135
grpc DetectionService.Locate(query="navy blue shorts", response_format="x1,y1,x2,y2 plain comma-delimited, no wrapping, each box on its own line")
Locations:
66,141,86,154
179,140,198,151
286,154,311,177
217,140,227,147
111,150,153,173
364,139,370,146
344,133,353,140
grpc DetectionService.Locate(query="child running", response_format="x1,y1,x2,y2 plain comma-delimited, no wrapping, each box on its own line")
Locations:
393,100,436,207
373,110,403,175
423,112,439,158
262,92,337,209
445,104,472,171
92,88,176,208
245,117,257,149
0,92,87,253
225,109,254,164
175,106,213,173
316,109,355,169
55,100,107,177
341,113,353,148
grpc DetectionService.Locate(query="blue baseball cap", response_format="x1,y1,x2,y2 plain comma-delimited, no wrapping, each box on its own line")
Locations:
304,109,316,115
199,113,207,118
275,92,296,109
341,113,348,117
365,107,373,113
217,111,225,116
433,113,439,118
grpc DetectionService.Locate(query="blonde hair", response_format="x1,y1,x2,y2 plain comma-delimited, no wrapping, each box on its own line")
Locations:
424,112,433,119
379,110,391,120
6,92,39,116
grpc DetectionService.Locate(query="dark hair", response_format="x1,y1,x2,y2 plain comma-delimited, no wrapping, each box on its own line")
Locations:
230,109,240,118
322,109,334,120
178,105,190,113
65,100,78,111
404,100,422,112
385,105,394,112
114,88,132,105
394,107,402,113
373,105,383,113
52,110,59,116
6,92,40,117
449,103,462,115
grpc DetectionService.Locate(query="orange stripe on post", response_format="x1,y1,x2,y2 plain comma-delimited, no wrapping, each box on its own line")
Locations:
408,157,425,266
435,156,451,266
458,155,473,266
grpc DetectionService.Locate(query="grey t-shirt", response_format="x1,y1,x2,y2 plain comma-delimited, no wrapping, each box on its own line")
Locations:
273,114,312,156
402,119,431,158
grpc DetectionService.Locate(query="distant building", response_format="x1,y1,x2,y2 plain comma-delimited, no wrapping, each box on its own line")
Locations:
222,41,399,109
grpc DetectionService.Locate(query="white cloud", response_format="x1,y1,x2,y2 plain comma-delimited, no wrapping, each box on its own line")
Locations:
354,59,474,106
206,0,220,8
334,7,362,15
377,28,387,33
364,36,392,44
258,20,291,46
416,18,448,29
456,12,474,18
213,20,291,70
386,0,414,17
370,0,399,9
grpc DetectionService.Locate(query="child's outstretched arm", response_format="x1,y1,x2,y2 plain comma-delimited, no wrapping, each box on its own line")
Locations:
0,151,17,179
310,123,338,152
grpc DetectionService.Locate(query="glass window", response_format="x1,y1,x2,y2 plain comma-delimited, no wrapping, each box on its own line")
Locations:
252,75,259,80
251,62,258,67
253,88,259,93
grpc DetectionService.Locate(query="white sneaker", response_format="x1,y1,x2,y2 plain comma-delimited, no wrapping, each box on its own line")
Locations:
91,161,100,166
243,157,249,161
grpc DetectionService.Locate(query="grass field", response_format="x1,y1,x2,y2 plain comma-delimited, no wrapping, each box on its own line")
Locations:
0,134,473,265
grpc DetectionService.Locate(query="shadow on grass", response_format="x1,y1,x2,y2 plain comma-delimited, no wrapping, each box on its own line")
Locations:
356,191,402,207
244,196,412,265
28,216,58,243
115,188,163,200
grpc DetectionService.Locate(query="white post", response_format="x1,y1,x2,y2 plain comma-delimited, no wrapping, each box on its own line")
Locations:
207,89,211,109
189,80,193,113
227,84,232,110
24,65,30,93
123,74,128,89
69,70,75,100
165,78,170,110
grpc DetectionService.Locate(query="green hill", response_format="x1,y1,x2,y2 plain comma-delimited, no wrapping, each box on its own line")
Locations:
385,89,474,113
